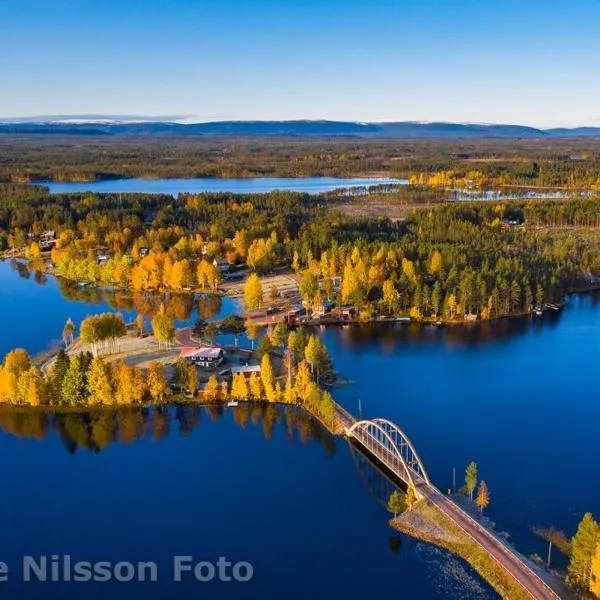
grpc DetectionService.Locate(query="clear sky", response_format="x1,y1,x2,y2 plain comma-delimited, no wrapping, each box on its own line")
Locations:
1,0,599,127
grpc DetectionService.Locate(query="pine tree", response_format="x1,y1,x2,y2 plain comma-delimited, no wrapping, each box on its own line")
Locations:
62,354,89,405
465,462,478,501
568,512,600,589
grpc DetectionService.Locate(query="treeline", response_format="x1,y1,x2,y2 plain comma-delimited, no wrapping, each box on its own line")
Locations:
3,136,600,186
289,199,600,321
5,183,600,320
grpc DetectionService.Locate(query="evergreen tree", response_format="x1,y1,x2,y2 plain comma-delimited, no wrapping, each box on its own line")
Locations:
568,512,600,589
62,354,90,405
465,462,478,501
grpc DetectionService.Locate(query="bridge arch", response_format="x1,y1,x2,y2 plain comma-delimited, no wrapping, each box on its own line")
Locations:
347,419,430,487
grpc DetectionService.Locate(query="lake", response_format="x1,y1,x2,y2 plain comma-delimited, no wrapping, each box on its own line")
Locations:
1,260,599,598
38,177,407,195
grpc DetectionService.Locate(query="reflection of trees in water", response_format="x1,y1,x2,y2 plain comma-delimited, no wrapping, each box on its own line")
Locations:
197,294,222,320
0,404,336,456
334,309,571,352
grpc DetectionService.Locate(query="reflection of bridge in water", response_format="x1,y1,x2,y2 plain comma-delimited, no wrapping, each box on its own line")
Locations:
336,404,560,600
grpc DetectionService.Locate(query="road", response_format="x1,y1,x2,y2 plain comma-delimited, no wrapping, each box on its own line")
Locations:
420,485,560,599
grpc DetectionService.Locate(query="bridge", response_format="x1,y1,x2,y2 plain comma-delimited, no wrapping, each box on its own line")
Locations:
335,404,561,600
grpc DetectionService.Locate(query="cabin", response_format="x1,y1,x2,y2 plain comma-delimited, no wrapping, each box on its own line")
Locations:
180,346,224,368
230,364,261,378
332,306,354,321
313,299,335,316
285,306,307,325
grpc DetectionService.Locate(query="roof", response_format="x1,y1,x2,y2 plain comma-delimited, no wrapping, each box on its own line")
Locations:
231,365,261,374
180,346,223,359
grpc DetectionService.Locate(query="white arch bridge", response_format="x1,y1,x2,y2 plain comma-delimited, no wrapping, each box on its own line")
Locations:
334,404,561,600
347,417,430,495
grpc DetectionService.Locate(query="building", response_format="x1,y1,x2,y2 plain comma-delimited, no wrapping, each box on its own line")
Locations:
230,364,261,378
313,299,335,316
285,306,307,325
180,346,224,368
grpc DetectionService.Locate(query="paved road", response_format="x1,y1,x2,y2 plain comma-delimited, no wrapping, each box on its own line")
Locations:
420,485,560,599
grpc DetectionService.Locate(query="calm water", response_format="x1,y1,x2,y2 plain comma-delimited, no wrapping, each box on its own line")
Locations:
1,260,600,598
39,177,406,195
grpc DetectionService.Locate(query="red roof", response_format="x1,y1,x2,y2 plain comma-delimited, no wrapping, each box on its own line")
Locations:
180,346,222,359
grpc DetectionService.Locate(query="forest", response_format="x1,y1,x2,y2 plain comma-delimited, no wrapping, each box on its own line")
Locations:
2,135,600,188
2,181,600,323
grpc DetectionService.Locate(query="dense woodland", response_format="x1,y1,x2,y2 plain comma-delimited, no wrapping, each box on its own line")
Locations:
2,182,600,322
2,135,600,188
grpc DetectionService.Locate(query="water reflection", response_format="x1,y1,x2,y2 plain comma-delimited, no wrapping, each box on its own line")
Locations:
8,259,227,322
329,308,571,352
0,404,336,456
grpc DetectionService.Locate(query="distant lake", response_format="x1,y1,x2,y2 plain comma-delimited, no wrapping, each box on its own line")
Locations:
39,177,407,195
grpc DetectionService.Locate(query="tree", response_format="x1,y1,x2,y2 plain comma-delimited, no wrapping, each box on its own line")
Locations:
304,334,330,383
568,512,600,589
186,364,199,395
244,273,263,311
387,491,406,519
465,462,478,501
147,362,169,401
173,358,189,391
382,280,398,314
300,270,318,303
406,485,416,507
219,315,245,348
49,349,70,403
270,321,287,349
135,313,145,337
88,357,113,405
62,353,90,405
256,335,273,359
591,541,600,598
475,480,490,515
260,354,276,402
204,375,220,402
231,372,249,400
429,250,442,275
151,304,175,349
245,320,260,350
249,372,263,400
204,322,219,345
62,317,75,347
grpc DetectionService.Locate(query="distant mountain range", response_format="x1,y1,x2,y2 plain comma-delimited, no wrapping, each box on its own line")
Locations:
1,118,600,139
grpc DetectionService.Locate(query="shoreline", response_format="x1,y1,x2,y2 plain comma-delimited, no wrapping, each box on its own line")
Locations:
2,257,593,330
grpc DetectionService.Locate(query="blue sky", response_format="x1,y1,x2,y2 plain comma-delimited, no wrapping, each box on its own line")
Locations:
1,0,599,127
